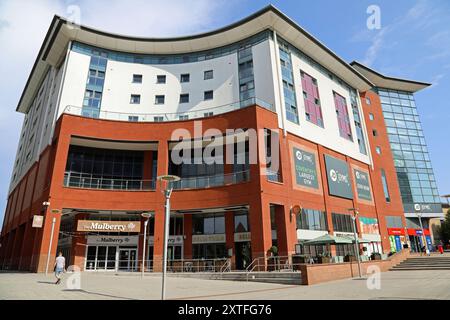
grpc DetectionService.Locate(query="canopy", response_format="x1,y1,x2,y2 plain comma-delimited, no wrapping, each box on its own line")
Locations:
304,234,353,245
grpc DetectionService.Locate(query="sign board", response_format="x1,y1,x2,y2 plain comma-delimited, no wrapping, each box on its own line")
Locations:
354,169,372,201
192,234,226,244
148,236,184,245
77,220,141,233
293,147,319,189
404,203,442,215
32,215,44,228
324,155,353,199
86,235,139,246
359,217,380,235
234,232,251,242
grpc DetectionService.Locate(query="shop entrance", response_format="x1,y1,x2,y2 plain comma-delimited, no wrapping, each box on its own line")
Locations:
235,242,251,270
168,245,183,260
118,248,137,271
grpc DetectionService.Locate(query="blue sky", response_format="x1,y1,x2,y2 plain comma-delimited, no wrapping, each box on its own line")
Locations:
0,0,449,224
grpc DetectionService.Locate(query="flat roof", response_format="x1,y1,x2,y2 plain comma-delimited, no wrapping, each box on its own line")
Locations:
350,61,431,93
17,5,375,114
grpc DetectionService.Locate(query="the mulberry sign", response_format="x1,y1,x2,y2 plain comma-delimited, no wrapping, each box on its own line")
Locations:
293,147,319,189
324,155,353,199
77,220,141,233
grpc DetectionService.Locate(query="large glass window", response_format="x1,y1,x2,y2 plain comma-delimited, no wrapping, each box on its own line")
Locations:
234,211,250,233
301,70,324,127
296,209,328,231
332,213,353,233
193,244,226,259
333,91,353,141
193,213,225,235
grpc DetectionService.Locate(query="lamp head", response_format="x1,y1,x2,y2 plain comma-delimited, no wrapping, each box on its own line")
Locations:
141,212,153,219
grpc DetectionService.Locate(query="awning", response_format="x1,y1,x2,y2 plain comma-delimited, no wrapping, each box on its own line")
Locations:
303,234,352,245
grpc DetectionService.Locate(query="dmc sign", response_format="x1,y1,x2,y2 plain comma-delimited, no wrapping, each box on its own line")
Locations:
324,155,353,199
77,220,141,233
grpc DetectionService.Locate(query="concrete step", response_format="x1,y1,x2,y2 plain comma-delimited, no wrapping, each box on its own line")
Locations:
391,267,450,271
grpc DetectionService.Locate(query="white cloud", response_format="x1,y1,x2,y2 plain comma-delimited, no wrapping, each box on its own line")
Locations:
0,0,236,222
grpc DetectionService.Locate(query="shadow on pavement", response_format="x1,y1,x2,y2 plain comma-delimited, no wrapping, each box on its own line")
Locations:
62,289,137,300
37,281,57,285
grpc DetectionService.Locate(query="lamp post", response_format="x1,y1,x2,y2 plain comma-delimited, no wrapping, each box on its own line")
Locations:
141,212,153,278
348,208,362,278
158,175,180,301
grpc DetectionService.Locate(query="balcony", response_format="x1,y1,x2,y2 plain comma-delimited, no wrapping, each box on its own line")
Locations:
63,172,155,191
63,98,274,123
63,170,250,191
171,170,250,190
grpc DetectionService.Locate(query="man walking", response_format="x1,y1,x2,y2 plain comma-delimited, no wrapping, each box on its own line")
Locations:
54,252,66,285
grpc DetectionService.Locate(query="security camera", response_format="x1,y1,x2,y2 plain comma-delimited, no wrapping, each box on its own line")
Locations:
42,201,50,207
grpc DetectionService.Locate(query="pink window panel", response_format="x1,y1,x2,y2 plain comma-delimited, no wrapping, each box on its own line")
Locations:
301,71,323,126
333,91,352,140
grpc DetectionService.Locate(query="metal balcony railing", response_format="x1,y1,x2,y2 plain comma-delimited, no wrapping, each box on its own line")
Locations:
63,170,250,191
63,97,275,123
63,172,156,191
171,170,250,190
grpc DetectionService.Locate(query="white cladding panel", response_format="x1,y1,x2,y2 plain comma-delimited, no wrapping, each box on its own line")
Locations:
58,51,91,118
253,40,277,108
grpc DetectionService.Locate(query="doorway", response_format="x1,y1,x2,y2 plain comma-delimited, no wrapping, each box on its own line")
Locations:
118,248,137,271
235,242,251,270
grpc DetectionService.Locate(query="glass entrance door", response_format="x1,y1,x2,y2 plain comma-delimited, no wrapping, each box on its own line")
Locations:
119,248,137,271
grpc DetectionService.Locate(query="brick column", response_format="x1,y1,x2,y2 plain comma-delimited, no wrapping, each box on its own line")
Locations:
35,207,63,273
153,141,169,272
274,205,296,257
184,214,193,259
18,220,34,270
71,213,88,270
225,212,235,269
248,199,272,269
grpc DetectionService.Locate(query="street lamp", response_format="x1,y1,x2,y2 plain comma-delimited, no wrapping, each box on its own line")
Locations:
158,174,180,301
348,208,362,278
141,212,153,278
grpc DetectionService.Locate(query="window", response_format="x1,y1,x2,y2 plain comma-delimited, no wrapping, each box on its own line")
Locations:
373,129,378,137
376,146,382,154
156,75,166,84
204,112,214,117
179,115,189,121
204,70,213,80
333,91,352,140
204,90,213,100
154,116,164,122
369,113,374,121
366,97,371,105
193,244,226,259
234,212,250,233
132,74,142,83
296,209,328,231
300,70,324,127
381,169,391,202
180,74,190,83
332,213,353,233
179,94,189,104
128,116,139,122
193,213,225,235
130,94,141,104
155,95,165,105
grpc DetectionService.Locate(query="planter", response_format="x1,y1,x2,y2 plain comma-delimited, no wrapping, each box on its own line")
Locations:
371,253,382,261
317,256,331,264
344,255,357,262
292,255,307,270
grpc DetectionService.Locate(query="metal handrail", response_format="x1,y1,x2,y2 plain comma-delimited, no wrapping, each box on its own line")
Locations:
63,97,275,123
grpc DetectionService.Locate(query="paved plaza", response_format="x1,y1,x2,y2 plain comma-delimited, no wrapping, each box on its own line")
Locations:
0,269,449,300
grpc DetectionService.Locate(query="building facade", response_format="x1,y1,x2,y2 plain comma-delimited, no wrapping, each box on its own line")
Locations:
0,6,439,272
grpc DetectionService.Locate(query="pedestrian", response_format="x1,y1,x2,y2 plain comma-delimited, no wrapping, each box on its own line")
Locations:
54,251,66,285
438,241,444,255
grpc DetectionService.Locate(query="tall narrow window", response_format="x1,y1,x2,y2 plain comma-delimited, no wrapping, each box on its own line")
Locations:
301,70,323,127
381,169,391,202
333,91,352,140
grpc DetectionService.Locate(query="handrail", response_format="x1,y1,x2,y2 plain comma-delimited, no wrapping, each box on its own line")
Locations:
64,172,156,191
63,97,275,123
171,170,250,190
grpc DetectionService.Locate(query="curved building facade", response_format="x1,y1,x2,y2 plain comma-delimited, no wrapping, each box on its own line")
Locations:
0,6,439,272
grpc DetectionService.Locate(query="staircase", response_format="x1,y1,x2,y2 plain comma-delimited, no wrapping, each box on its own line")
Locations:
391,254,450,271
166,271,302,285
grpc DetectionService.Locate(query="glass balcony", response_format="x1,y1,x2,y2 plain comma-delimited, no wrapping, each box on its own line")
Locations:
63,98,274,123
171,170,250,190
63,172,155,191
